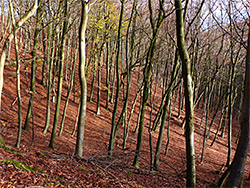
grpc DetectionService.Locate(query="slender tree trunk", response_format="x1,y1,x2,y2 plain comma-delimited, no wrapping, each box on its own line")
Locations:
175,0,196,186
226,63,235,167
64,35,71,82
49,0,69,149
9,0,22,148
43,0,54,134
41,20,47,87
201,82,214,163
105,41,110,109
96,44,104,116
207,91,227,137
110,47,116,104
74,0,88,158
218,23,250,188
153,49,179,170
59,49,77,136
133,0,165,168
108,0,125,158
24,0,41,131
120,0,137,149
164,97,172,155
89,46,97,103
0,0,38,110
128,84,142,133
133,91,143,133
211,105,226,147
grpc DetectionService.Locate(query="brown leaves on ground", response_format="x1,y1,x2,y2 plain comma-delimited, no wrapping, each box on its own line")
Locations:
0,65,250,187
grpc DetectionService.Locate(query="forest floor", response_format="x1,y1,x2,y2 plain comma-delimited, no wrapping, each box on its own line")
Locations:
0,58,250,187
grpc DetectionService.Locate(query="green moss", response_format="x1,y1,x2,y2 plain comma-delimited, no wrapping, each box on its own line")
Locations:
79,167,90,172
0,137,20,153
0,159,43,173
125,170,132,177
36,151,47,158
46,182,54,186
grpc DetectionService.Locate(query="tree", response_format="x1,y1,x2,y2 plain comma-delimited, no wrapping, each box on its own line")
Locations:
108,0,125,158
9,0,22,148
218,21,250,188
0,0,38,110
133,0,167,168
23,0,41,131
74,0,88,158
175,0,196,187
49,0,69,149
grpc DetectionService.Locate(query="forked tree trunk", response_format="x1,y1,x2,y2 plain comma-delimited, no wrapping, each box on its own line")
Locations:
0,0,38,110
133,0,165,168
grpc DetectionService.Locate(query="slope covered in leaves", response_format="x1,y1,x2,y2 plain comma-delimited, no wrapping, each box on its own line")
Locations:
0,57,250,187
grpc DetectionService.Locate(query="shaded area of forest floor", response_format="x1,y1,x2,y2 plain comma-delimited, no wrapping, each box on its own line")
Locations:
0,63,250,187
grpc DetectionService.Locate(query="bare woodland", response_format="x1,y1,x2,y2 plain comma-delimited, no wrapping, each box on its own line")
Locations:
0,0,249,187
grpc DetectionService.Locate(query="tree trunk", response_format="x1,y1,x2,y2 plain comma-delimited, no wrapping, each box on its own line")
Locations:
9,0,22,148
23,0,41,131
175,0,196,186
43,0,54,134
218,22,250,188
105,41,110,109
153,48,180,170
0,0,38,110
49,0,69,149
59,49,77,136
96,45,104,116
108,0,125,158
74,0,88,158
133,0,165,168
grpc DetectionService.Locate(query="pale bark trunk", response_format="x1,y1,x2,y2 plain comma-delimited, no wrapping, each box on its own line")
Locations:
0,0,38,110
74,0,88,158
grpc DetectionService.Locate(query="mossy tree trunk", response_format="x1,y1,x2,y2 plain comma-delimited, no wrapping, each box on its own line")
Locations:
133,0,166,168
175,0,196,186
153,48,180,170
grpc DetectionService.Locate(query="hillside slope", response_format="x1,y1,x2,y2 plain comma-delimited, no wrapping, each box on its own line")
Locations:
0,61,250,187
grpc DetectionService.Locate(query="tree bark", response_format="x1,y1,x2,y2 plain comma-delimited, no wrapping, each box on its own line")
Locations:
175,0,196,187
49,0,69,149
0,0,38,110
108,0,125,158
74,0,88,158
218,22,250,188
23,0,41,131
9,0,22,148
